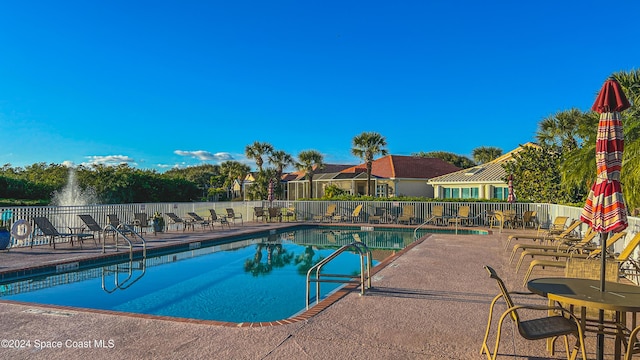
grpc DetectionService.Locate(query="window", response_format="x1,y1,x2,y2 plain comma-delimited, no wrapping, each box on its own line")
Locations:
493,187,508,200
375,184,388,197
461,187,479,199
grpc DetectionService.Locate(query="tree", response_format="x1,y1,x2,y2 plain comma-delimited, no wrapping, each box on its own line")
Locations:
246,168,276,200
295,150,324,198
245,141,274,172
413,151,475,169
557,70,640,209
220,161,250,200
502,145,570,203
612,69,640,210
351,132,388,196
164,164,220,200
268,150,293,200
472,146,502,164
536,108,587,152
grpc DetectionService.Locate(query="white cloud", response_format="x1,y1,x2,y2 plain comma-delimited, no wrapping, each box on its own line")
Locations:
83,155,136,166
174,150,234,162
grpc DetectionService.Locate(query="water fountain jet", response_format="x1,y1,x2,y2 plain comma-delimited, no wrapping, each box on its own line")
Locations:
51,168,99,206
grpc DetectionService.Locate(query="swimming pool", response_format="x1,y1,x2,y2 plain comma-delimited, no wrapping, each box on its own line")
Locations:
0,227,435,323
0,226,485,323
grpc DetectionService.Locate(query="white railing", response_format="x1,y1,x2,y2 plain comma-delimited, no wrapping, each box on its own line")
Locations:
2,200,639,258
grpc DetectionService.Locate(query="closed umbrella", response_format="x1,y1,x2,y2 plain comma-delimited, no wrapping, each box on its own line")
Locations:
268,179,274,204
579,76,630,360
507,174,516,203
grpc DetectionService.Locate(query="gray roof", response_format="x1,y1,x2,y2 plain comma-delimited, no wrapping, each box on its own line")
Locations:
427,143,537,184
428,161,507,183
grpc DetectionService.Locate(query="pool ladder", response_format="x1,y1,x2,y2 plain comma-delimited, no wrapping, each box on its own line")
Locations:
305,241,372,310
102,224,147,260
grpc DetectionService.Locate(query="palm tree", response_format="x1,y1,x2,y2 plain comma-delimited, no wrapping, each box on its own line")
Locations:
268,150,293,200
536,108,585,152
351,132,388,196
612,69,640,210
560,70,640,209
472,146,502,164
220,161,250,199
295,150,324,198
245,141,274,172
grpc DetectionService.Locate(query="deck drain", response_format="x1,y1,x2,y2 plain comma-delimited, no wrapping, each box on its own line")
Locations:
24,308,75,317
372,275,384,281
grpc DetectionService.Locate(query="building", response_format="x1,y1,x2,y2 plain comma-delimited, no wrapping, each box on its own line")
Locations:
427,143,537,200
286,155,460,200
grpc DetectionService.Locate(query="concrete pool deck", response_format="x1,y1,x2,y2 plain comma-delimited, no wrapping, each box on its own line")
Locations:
0,222,627,359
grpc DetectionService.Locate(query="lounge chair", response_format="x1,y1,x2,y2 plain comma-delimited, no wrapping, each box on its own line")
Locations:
282,207,296,222
267,207,282,222
33,216,95,249
514,210,538,229
253,207,266,222
504,217,577,251
508,220,584,263
397,205,415,225
546,216,570,234
78,214,108,242
488,211,506,231
348,204,363,223
209,209,230,229
313,204,337,223
424,205,445,226
133,213,154,235
165,213,189,231
514,229,602,273
519,231,628,286
481,265,587,360
448,205,472,227
107,214,135,236
368,207,385,224
186,212,212,231
226,208,243,226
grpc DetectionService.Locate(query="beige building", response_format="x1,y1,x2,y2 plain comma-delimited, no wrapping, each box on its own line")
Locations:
427,143,537,200
286,155,460,200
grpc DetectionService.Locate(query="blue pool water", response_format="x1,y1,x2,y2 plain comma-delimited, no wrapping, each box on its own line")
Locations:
0,226,483,322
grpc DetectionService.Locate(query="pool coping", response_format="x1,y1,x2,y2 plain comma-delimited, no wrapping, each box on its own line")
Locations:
0,225,430,327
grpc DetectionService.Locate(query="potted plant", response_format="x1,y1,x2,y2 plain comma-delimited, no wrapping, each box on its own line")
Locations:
152,212,165,233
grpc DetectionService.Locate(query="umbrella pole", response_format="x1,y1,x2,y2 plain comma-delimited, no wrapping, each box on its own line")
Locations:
597,231,609,360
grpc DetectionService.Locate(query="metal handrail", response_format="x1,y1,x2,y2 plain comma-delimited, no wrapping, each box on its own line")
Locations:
413,215,435,239
305,241,372,309
102,224,146,260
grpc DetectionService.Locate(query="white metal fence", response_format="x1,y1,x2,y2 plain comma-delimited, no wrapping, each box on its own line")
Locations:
2,201,639,257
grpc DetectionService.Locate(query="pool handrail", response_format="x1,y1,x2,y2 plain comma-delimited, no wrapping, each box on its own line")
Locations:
102,224,146,260
305,241,372,310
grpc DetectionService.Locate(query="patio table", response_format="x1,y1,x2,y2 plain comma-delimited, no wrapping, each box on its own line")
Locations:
528,277,640,360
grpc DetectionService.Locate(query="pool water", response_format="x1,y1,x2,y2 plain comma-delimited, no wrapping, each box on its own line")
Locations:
0,227,430,322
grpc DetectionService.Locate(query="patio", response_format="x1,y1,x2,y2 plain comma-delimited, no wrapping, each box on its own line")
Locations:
0,221,631,359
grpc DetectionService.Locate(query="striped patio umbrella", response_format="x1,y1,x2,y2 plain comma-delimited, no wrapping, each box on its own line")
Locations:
507,174,516,203
268,179,274,203
578,77,630,360
580,77,630,233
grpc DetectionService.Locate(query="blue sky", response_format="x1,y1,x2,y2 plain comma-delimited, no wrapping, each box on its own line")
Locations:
1,1,638,172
